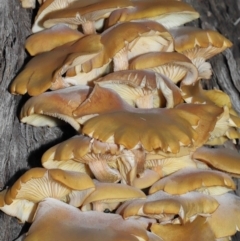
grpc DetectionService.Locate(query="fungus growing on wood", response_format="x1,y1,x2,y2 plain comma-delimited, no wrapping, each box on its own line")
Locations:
106,0,199,29
149,168,236,195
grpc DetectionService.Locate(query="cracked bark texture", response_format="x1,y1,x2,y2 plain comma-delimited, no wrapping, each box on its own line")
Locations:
0,0,239,240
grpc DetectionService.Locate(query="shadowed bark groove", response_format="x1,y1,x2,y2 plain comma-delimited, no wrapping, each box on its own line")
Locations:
0,0,239,240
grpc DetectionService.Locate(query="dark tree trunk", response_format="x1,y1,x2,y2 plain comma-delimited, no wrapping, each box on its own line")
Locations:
0,0,239,240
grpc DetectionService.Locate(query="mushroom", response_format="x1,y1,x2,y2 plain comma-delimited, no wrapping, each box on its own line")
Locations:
129,52,199,86
20,86,91,131
41,0,133,34
149,168,236,195
20,198,149,241
10,34,103,96
193,146,240,177
25,24,84,56
95,69,183,108
169,26,233,79
81,182,146,212
106,0,199,29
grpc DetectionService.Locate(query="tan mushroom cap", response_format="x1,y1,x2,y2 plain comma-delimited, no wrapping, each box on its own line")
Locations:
81,182,146,212
95,70,183,108
129,52,199,85
169,26,232,79
207,193,240,238
20,86,91,131
4,168,95,205
106,0,199,29
25,24,84,56
20,0,37,8
170,26,233,59
193,146,240,176
10,34,102,96
22,198,149,241
41,0,133,34
149,168,236,195
151,216,216,241
82,103,223,153
42,135,124,183
119,190,219,224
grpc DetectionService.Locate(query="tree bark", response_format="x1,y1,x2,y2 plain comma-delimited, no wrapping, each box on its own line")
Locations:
0,0,239,240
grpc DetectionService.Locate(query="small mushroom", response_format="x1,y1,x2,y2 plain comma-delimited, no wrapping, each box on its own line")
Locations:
106,0,199,29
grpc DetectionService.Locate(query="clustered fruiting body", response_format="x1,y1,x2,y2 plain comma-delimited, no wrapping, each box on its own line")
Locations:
1,0,240,240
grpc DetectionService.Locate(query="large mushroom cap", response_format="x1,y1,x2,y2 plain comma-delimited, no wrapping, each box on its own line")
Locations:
21,198,149,241
82,103,223,153
149,168,236,195
106,0,199,29
10,34,102,96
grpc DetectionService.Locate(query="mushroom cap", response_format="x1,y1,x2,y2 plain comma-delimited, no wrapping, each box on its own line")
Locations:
169,26,233,60
25,24,84,56
4,168,95,205
149,168,236,195
22,198,149,241
106,0,199,29
82,103,223,153
41,0,133,33
95,69,183,108
81,182,146,211
151,216,216,241
10,34,102,96
193,146,240,176
207,193,240,238
118,190,219,224
129,52,199,86
20,86,91,131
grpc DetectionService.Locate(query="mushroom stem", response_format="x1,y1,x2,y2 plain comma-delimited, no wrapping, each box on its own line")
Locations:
82,20,97,34
136,94,154,108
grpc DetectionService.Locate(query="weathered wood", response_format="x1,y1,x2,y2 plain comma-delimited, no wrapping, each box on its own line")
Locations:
0,0,239,240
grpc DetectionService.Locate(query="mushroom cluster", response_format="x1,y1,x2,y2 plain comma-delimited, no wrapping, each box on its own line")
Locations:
2,0,240,240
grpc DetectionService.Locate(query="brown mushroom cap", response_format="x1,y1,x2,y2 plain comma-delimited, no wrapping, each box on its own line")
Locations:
4,168,95,205
20,86,91,130
82,103,223,153
149,168,236,195
25,24,84,56
95,69,183,108
129,52,199,85
106,0,199,29
193,146,240,176
10,34,102,96
81,182,146,212
41,0,133,34
151,217,216,241
22,198,149,241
